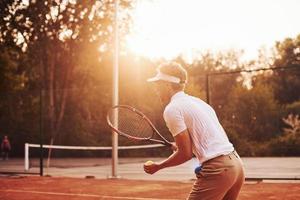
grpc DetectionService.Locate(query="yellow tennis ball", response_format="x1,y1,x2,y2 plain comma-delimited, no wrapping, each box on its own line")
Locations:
144,160,154,166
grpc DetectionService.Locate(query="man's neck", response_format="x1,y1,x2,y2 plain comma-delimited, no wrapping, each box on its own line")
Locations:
167,90,183,102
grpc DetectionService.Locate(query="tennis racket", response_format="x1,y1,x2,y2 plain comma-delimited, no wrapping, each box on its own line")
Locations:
107,105,172,147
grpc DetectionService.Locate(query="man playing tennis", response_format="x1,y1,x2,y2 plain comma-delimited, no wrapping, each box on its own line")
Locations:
144,62,245,200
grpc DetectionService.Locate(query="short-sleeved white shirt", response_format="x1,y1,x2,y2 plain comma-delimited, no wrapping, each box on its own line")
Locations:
163,91,234,164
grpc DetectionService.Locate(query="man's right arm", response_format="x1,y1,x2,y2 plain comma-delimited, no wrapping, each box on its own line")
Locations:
144,129,193,174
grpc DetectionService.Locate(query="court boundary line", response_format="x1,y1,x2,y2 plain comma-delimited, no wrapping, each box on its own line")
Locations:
0,189,181,200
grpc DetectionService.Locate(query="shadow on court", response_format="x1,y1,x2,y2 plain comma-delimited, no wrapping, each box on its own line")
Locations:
0,176,299,200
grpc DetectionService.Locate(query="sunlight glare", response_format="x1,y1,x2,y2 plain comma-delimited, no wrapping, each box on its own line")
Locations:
126,0,300,61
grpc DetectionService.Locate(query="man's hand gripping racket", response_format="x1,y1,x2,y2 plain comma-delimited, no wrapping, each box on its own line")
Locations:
106,105,176,173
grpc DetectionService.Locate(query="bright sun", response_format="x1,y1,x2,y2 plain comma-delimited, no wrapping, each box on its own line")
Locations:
125,0,300,62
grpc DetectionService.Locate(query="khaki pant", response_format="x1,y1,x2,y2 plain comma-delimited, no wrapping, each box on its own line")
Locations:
188,151,245,200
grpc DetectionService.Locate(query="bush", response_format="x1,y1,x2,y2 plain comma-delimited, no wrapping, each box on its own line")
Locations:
268,114,300,156
226,128,256,156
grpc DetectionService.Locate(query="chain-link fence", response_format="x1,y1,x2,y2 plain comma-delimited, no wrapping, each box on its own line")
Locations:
206,66,300,156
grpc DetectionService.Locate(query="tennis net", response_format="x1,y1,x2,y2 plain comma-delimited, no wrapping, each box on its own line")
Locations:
25,143,166,172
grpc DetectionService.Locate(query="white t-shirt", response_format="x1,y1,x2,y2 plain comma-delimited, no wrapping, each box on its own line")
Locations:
163,91,234,164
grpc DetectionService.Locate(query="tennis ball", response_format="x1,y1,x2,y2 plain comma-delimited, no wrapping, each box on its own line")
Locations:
144,160,154,166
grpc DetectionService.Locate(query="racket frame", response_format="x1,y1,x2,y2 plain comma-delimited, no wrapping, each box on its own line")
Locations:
107,105,172,147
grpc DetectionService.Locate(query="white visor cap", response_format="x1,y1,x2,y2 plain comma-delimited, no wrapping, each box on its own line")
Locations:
147,71,185,84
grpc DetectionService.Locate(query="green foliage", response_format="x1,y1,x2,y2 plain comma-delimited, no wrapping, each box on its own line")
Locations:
285,101,300,116
0,46,41,155
224,127,256,156
268,114,300,156
0,48,28,92
270,35,300,104
223,83,281,142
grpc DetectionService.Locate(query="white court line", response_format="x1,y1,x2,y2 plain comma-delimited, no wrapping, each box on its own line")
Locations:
0,189,181,200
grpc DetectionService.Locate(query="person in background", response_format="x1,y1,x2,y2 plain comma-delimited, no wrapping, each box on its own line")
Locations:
1,135,11,160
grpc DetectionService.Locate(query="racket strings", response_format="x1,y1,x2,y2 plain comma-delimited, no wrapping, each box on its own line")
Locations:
121,109,153,138
109,107,153,139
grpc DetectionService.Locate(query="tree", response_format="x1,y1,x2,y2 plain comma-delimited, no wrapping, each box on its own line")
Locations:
269,114,300,156
187,50,245,120
0,0,132,157
270,35,300,104
0,45,41,155
223,83,281,143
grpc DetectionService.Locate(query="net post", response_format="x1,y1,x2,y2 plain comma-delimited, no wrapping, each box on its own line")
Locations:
39,89,44,176
111,0,119,179
25,143,29,171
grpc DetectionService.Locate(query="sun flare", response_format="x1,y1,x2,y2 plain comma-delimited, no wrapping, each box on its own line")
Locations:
125,0,300,61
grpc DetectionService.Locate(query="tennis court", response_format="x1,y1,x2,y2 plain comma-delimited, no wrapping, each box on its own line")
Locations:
0,176,299,200
1,157,300,199
1,1,300,200
1,157,300,180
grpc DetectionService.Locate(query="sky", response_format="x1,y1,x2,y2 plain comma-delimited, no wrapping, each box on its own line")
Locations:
125,0,300,62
